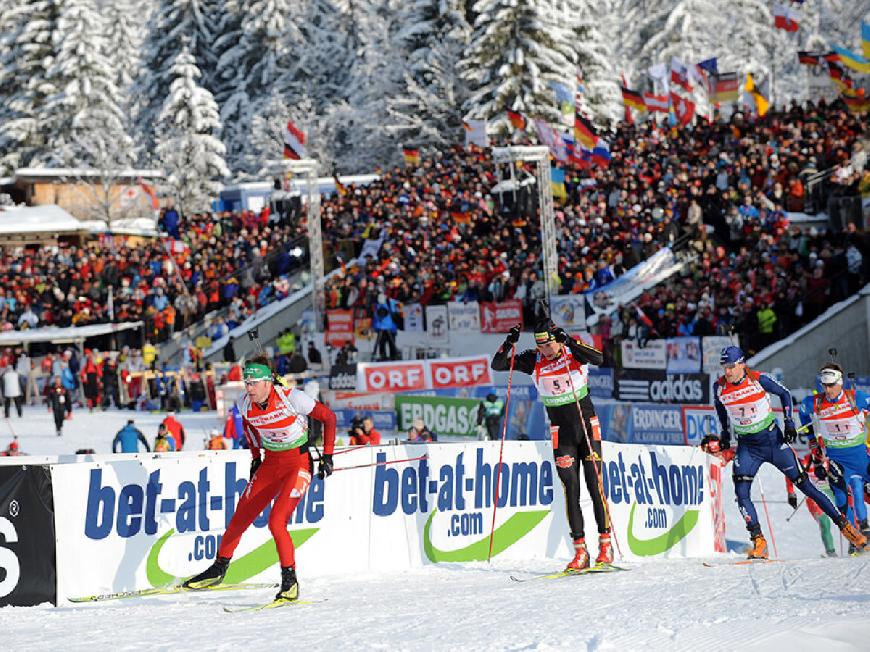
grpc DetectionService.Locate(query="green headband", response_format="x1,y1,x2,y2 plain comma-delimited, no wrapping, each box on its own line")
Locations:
534,331,554,345
243,363,272,381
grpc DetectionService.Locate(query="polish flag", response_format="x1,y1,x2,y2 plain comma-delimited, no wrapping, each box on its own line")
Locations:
773,3,800,32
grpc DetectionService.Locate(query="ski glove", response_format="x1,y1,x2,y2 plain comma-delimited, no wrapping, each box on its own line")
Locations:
505,324,521,346
549,327,569,344
787,493,798,510
700,434,726,453
318,453,334,479
250,457,262,480
783,422,798,444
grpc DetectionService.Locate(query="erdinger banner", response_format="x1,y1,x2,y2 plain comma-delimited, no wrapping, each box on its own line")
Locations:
356,355,492,393
0,465,57,607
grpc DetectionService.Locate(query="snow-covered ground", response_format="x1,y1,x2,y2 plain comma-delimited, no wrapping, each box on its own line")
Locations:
3,407,870,651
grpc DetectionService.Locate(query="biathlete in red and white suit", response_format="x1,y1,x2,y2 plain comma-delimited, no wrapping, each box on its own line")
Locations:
491,318,609,571
184,356,336,601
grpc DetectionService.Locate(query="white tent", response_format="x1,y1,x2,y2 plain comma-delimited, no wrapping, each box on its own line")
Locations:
0,204,86,236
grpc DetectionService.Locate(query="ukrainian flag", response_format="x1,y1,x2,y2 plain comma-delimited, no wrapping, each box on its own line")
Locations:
831,45,870,74
863,21,870,59
550,167,567,201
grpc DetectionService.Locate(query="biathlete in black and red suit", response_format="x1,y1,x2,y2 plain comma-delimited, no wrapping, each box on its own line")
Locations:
183,355,337,601
491,318,611,571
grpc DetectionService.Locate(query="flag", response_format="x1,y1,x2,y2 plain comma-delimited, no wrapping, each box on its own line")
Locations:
843,90,870,114
827,62,855,91
773,3,800,32
831,45,870,74
823,52,842,64
621,86,648,112
698,58,718,76
402,146,421,166
463,119,489,148
863,21,870,59
643,93,669,113
744,73,770,117
506,109,527,130
713,72,739,103
574,113,597,150
635,306,654,329
138,178,159,210
797,51,821,66
534,119,567,161
591,138,611,167
283,119,306,160
689,63,711,94
670,58,692,92
670,92,695,126
333,174,348,197
550,81,575,116
648,63,668,82
550,167,567,200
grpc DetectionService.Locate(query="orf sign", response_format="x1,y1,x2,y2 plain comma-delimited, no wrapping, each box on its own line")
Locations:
358,361,427,393
430,356,491,389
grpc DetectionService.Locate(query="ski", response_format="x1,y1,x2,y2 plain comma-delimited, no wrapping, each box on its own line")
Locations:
223,598,327,613
68,582,277,603
510,563,628,583
701,559,783,568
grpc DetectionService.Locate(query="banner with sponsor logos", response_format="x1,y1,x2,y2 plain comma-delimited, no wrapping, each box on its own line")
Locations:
701,336,737,374
621,339,667,370
595,403,686,446
403,303,425,332
585,249,682,319
616,370,710,404
587,368,614,399
0,464,57,607
479,300,522,333
666,337,701,373
356,355,492,394
395,395,480,437
325,309,354,346
448,302,481,333
549,294,587,331
328,363,358,391
426,305,449,344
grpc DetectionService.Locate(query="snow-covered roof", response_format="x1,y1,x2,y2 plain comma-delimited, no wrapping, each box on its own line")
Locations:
80,217,159,237
0,204,87,235
0,322,143,345
14,168,163,180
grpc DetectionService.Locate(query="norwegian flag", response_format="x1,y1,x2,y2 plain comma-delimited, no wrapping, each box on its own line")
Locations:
670,92,696,126
283,119,307,160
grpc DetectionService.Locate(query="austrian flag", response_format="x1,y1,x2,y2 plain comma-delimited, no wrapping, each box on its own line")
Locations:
283,119,307,160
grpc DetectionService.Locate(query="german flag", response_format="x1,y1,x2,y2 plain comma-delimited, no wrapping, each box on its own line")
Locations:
402,147,421,166
798,51,820,66
827,63,854,91
843,89,869,114
333,174,348,197
574,113,597,150
506,109,526,130
822,52,842,64
620,87,647,112
713,72,739,104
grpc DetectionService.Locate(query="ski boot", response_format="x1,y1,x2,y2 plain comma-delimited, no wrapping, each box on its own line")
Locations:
747,532,768,559
566,537,590,572
840,522,867,554
860,519,870,541
825,549,837,558
595,533,614,565
183,556,229,589
276,566,298,601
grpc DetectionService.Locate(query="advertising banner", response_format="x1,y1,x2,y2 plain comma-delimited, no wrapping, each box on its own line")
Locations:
549,294,587,331
357,356,492,394
425,305,449,344
598,403,685,446
448,302,480,333
479,300,522,333
621,339,667,370
680,405,721,446
328,363,358,391
587,368,614,399
600,442,716,559
666,337,701,373
616,370,710,404
403,303,424,332
325,309,354,346
0,465,57,607
395,395,480,437
702,336,736,374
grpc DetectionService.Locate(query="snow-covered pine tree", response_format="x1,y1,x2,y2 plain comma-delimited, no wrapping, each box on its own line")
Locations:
558,0,622,123
214,0,304,177
137,0,220,159
103,0,143,96
156,46,229,215
42,0,132,169
0,0,60,173
389,0,471,146
460,0,576,129
294,0,358,107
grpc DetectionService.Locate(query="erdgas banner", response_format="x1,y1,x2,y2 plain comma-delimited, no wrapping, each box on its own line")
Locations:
48,442,719,602
394,395,480,437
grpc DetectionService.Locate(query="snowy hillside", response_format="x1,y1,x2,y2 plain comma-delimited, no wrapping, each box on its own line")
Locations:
2,407,869,650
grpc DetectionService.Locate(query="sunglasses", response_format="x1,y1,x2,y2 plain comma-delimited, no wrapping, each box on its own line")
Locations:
243,379,266,387
722,363,740,370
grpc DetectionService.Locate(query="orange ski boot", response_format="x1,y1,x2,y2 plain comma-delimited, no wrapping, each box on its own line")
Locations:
840,521,867,553
595,533,614,565
747,532,768,559
566,537,590,572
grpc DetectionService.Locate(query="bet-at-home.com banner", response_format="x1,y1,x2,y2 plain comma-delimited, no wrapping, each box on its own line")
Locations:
49,442,717,601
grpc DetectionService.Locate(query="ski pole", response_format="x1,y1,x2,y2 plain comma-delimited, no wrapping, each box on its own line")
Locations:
786,496,806,522
757,476,779,559
332,454,428,473
562,341,623,560
488,342,516,563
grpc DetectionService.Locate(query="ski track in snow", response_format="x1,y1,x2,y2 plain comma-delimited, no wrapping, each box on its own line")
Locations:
2,407,870,650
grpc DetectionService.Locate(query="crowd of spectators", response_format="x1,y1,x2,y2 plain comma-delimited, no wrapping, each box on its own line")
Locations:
0,207,307,344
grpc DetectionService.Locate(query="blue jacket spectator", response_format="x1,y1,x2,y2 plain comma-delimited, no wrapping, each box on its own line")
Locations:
113,420,151,453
